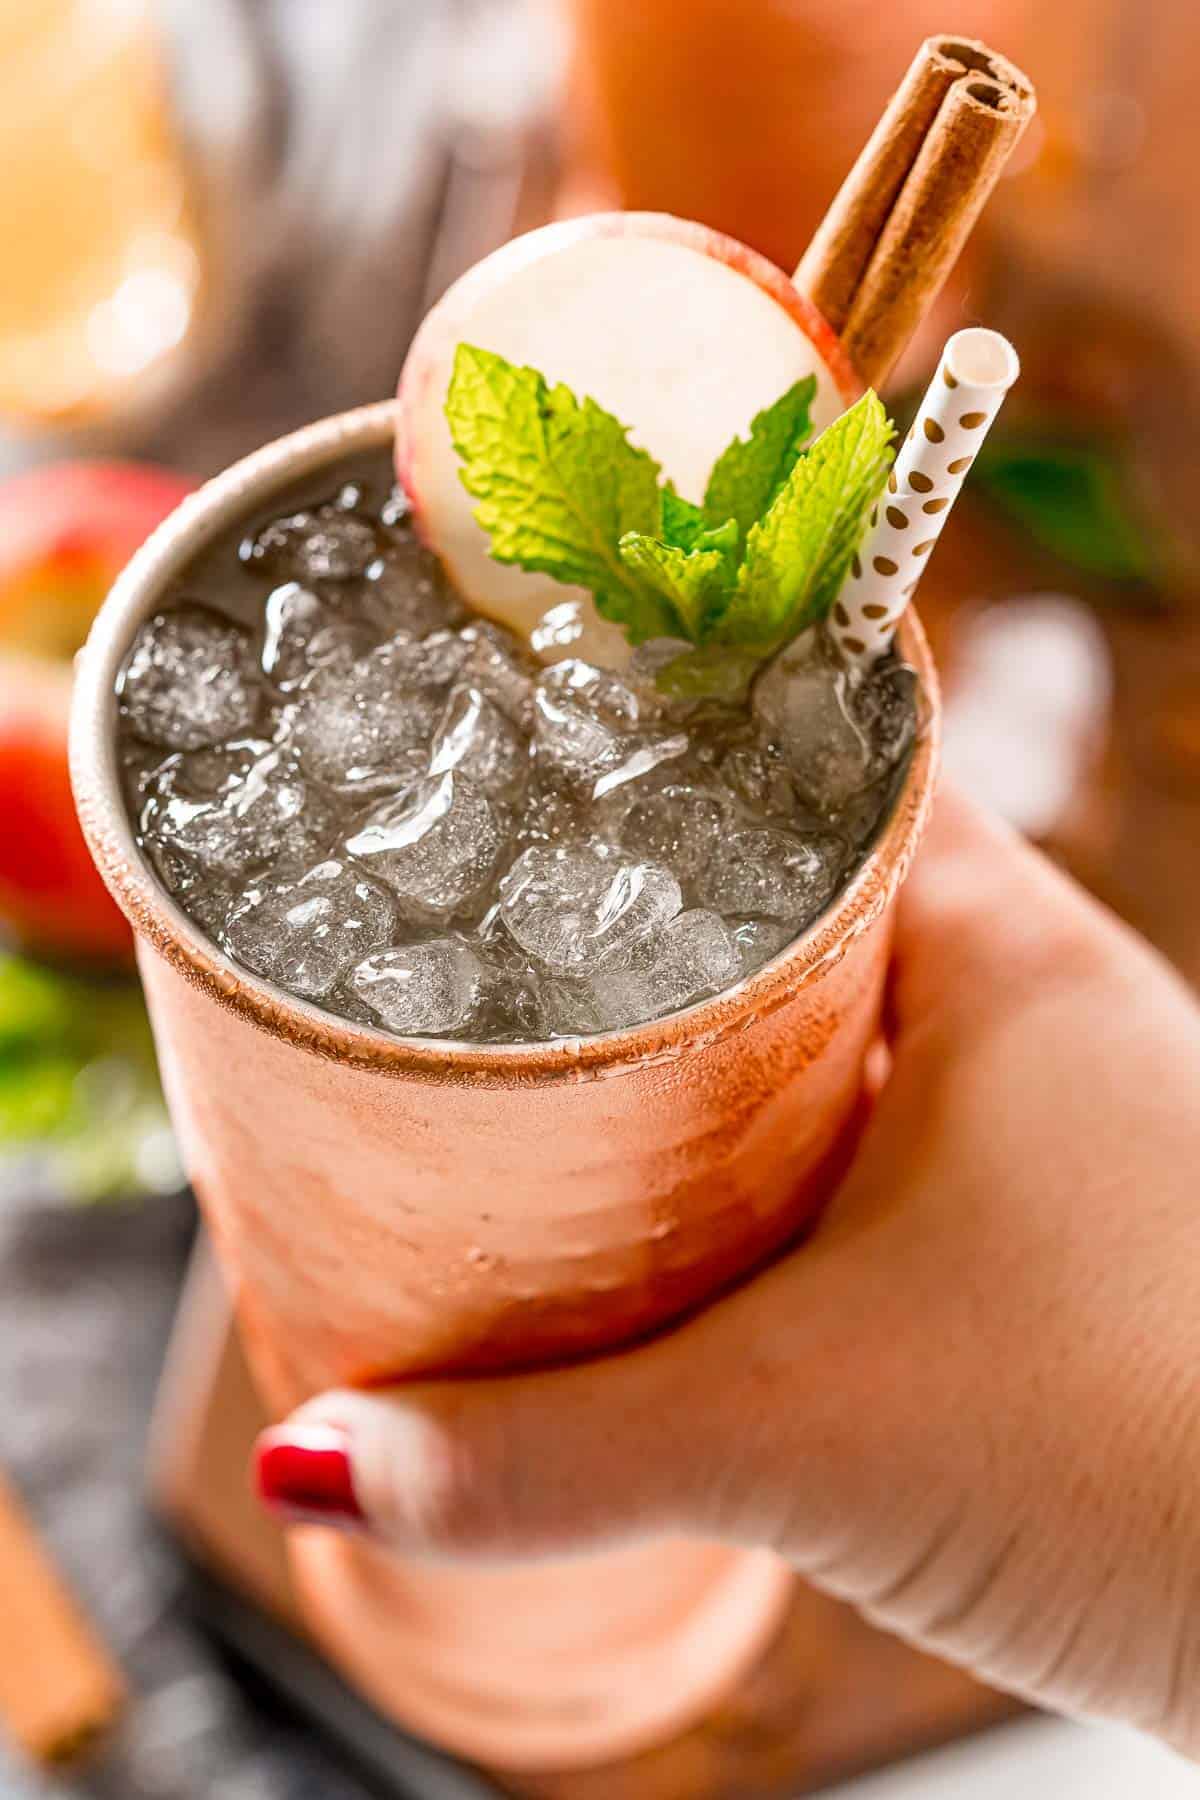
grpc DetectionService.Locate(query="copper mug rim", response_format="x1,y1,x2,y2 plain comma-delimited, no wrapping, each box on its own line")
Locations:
70,399,940,1089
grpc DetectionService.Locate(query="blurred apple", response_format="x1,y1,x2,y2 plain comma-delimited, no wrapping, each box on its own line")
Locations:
0,461,194,960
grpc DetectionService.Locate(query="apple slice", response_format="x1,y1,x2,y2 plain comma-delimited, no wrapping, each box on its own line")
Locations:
398,212,859,666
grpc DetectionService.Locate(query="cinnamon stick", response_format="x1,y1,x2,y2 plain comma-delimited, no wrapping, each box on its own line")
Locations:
0,1473,125,1764
796,36,1035,389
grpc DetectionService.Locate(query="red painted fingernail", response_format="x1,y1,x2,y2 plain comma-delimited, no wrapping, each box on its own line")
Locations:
255,1424,366,1529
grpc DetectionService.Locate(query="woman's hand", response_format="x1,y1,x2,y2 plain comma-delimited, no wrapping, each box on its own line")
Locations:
257,788,1200,1755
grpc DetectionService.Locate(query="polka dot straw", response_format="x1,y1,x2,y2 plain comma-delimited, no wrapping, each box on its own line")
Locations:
833,327,1019,667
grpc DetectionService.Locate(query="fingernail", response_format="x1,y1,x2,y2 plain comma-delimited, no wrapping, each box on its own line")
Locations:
255,1423,367,1530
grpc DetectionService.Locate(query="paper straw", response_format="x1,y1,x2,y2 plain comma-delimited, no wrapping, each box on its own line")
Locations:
831,327,1019,667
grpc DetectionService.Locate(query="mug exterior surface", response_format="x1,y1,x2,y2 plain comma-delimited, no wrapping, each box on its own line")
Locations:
71,401,939,1770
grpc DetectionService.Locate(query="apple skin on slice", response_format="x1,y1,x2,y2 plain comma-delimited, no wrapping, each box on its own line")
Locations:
397,212,859,666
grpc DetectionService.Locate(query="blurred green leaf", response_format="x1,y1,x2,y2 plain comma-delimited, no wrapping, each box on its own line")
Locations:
0,952,179,1203
973,438,1161,586
0,954,75,1053
0,1054,78,1139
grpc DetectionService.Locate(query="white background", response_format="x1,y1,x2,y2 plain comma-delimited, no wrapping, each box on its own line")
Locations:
829,1717,1200,1796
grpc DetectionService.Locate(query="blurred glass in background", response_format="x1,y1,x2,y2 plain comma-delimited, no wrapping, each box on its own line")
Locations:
0,0,200,429
560,0,1036,272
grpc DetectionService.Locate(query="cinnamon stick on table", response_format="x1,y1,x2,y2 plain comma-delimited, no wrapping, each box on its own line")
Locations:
0,1472,125,1764
796,36,1035,390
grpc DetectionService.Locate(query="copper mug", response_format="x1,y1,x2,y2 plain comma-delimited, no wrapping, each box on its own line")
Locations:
71,400,938,1771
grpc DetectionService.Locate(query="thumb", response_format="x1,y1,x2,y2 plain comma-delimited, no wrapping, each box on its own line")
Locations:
254,1327,729,1559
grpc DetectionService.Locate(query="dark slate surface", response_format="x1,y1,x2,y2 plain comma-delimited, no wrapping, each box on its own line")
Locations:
0,1185,374,1800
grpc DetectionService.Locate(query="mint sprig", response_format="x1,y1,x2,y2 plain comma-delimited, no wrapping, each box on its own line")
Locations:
445,345,894,692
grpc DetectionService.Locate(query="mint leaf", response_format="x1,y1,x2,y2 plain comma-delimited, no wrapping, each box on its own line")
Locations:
619,500,740,643
446,343,673,643
660,488,712,552
618,521,738,641
661,493,742,590
703,376,817,539
692,515,740,577
713,391,893,651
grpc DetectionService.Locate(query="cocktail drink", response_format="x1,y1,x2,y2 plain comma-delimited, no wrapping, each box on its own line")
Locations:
112,457,920,1042
72,37,1031,1775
